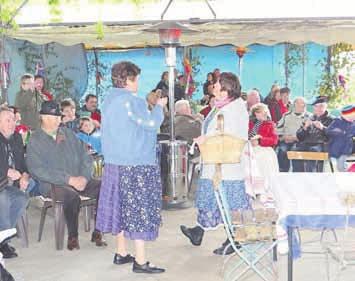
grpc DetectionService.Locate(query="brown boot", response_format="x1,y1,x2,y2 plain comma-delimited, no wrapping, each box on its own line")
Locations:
67,237,80,251
91,230,107,247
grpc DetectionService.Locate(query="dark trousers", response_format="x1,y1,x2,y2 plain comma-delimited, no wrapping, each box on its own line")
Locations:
292,143,325,172
277,141,297,172
52,179,100,238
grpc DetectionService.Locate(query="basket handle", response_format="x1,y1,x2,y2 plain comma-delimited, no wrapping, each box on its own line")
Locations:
217,114,224,134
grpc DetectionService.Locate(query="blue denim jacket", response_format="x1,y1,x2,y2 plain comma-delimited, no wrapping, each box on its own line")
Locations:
101,88,164,166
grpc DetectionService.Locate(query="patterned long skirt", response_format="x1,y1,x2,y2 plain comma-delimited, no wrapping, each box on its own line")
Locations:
195,179,250,230
96,164,162,241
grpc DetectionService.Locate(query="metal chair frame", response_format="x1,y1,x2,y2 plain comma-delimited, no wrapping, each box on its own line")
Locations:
215,186,278,281
37,186,96,250
323,193,355,281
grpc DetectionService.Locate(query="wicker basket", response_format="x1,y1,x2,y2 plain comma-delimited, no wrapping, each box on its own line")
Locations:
199,134,246,164
199,113,246,164
232,208,278,243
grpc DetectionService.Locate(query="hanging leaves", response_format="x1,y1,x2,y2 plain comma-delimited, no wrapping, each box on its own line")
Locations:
316,43,355,108
95,21,104,40
48,0,62,22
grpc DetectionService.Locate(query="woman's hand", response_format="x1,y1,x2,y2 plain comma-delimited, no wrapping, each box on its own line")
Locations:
193,135,206,146
250,139,259,147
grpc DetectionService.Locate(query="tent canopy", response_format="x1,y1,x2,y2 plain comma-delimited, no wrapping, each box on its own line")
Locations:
9,17,355,48
7,0,355,47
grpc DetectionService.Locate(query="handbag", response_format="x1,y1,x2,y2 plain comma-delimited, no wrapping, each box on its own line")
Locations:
199,114,246,164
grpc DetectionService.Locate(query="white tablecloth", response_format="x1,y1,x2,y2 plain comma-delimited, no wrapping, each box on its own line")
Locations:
270,173,355,219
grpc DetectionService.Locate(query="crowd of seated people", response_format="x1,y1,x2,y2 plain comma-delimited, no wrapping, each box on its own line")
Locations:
153,67,355,173
1,68,354,267
0,71,105,258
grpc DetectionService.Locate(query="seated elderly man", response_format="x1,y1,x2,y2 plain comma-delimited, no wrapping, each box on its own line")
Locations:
174,100,202,144
26,101,106,250
246,89,261,112
277,97,310,172
0,107,29,258
293,96,333,172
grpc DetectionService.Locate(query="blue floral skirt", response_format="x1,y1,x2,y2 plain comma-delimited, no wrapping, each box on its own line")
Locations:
96,164,162,241
195,179,250,230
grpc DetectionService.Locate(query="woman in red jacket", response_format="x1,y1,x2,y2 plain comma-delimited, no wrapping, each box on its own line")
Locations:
248,103,279,197
249,103,278,147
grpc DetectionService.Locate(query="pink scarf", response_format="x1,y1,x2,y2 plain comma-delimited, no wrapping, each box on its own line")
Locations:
215,96,233,109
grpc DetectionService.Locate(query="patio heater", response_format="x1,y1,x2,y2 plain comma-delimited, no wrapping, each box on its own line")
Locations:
144,21,197,208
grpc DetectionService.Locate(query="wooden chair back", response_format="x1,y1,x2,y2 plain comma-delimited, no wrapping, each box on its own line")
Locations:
287,151,329,161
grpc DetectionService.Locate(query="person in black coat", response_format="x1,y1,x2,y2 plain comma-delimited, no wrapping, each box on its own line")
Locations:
0,107,29,259
293,96,334,172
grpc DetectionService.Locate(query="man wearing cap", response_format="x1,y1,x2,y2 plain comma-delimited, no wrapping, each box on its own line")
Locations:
293,96,334,172
26,101,106,250
326,105,355,171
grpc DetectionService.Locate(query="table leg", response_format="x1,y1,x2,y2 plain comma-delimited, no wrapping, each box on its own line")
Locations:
288,226,293,281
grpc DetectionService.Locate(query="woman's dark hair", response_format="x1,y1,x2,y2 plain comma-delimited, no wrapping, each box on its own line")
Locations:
219,72,241,100
111,61,141,88
7,105,19,114
206,72,213,81
161,71,168,80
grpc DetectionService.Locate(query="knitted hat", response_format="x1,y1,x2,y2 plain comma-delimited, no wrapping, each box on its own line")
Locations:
341,104,355,120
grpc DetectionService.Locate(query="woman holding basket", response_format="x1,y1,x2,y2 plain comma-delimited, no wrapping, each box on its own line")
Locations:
180,72,250,255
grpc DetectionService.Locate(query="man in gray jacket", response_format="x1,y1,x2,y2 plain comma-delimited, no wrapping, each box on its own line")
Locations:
26,101,106,250
276,97,310,172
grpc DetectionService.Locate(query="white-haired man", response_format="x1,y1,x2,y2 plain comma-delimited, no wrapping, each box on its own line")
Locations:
276,97,310,172
246,89,261,112
174,100,202,144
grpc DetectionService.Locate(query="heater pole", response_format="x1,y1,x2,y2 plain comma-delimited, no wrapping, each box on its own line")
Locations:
165,46,176,142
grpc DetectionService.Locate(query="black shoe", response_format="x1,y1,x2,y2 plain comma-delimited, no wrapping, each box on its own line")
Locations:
180,225,204,246
0,243,17,259
113,253,135,265
91,230,107,247
132,261,165,274
213,239,241,255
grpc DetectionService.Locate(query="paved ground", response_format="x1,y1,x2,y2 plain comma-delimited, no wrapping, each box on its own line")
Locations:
6,201,355,281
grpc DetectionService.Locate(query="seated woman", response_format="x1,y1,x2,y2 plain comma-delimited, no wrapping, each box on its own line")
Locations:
248,103,279,196
76,117,101,155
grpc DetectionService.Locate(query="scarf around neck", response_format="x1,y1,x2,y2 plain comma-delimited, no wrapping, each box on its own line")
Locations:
215,96,233,109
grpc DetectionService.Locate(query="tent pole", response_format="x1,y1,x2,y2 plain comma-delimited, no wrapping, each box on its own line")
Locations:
161,0,174,20
93,48,100,98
